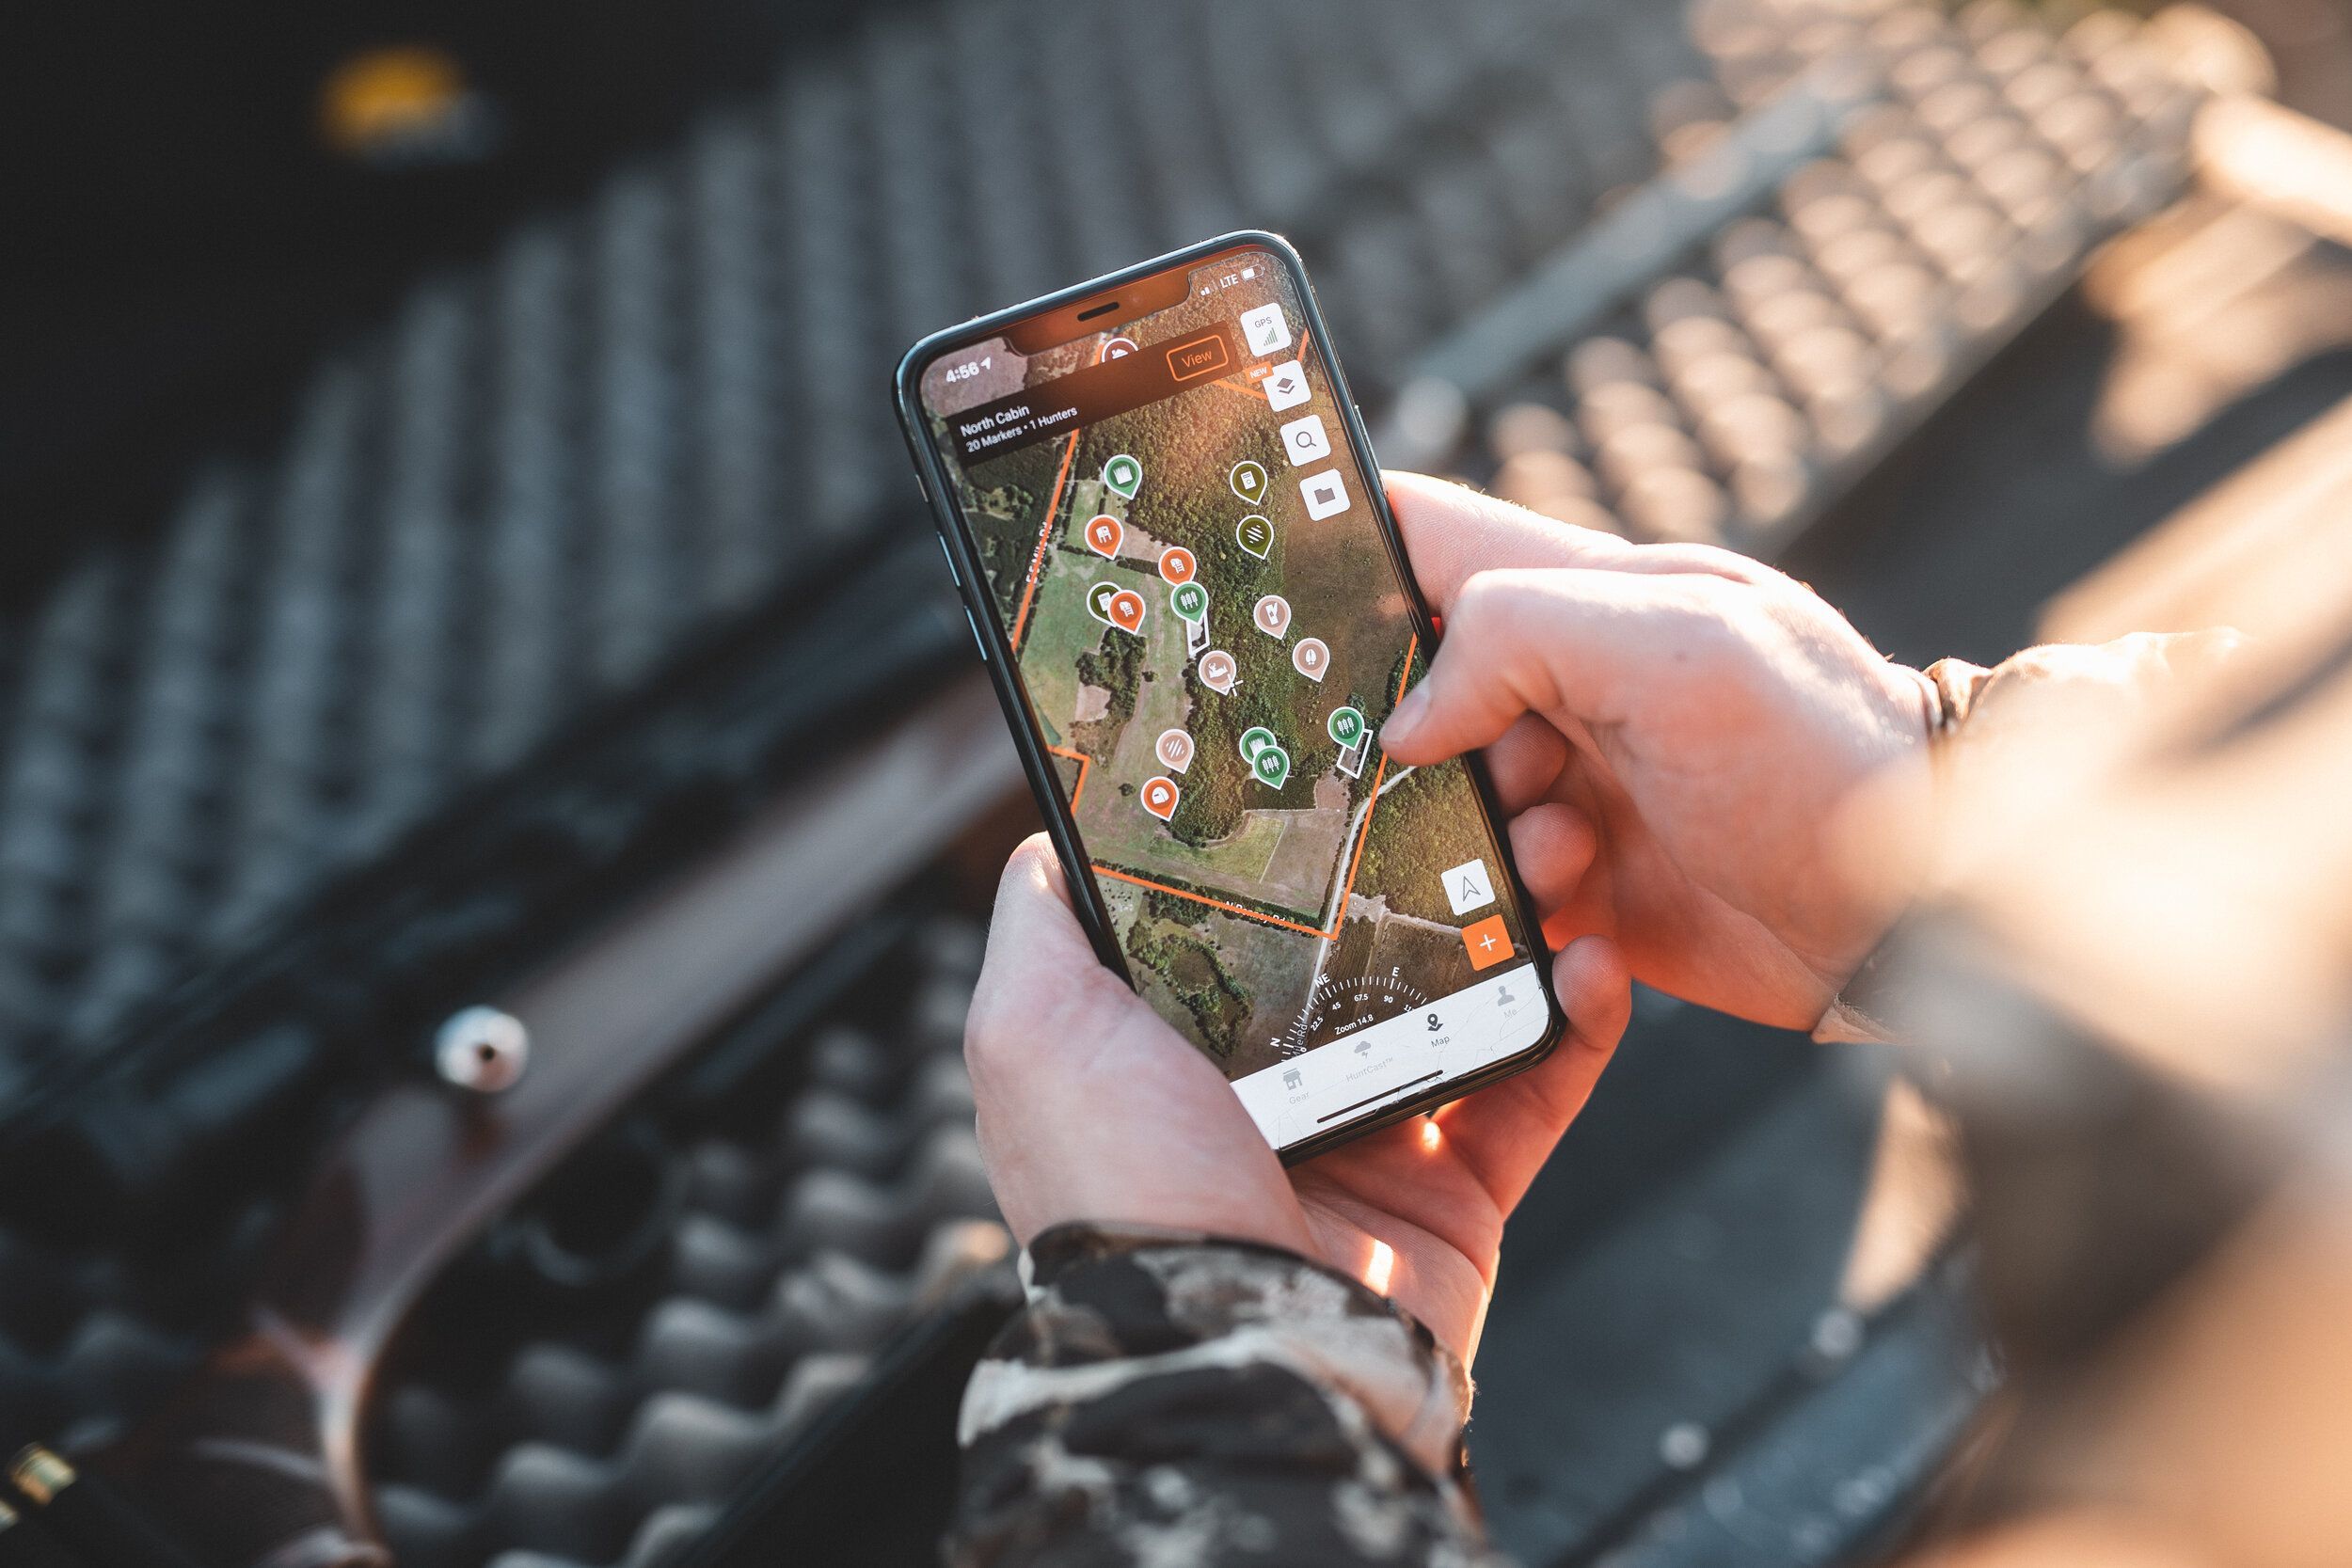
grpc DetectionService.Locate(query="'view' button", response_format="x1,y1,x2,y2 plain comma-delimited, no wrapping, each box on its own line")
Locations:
1165,331,1231,383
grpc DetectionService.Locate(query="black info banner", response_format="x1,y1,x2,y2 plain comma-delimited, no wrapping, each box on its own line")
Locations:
948,322,1244,465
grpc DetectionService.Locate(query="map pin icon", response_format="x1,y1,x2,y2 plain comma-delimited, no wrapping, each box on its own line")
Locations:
1107,590,1146,635
1229,461,1267,504
1238,726,1277,765
1141,776,1180,820
1292,637,1329,682
1085,515,1122,558
1253,745,1292,789
1159,546,1197,584
1235,515,1273,559
1199,649,1237,694
1327,705,1366,747
1104,454,1142,499
1169,581,1207,624
1156,729,1195,773
1086,581,1120,625
1253,594,1292,638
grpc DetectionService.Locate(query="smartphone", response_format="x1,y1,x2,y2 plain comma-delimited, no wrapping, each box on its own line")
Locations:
896,231,1563,1162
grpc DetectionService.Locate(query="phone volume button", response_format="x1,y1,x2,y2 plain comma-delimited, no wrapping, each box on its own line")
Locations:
963,606,990,663
936,531,961,587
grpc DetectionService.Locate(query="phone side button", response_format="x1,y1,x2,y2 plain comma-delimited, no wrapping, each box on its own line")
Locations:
936,531,961,587
963,606,990,663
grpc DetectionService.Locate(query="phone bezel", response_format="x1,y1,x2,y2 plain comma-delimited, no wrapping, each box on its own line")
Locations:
893,229,1566,1164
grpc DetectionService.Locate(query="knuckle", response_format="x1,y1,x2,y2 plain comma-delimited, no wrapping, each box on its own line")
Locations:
1690,543,1776,585
961,981,1015,1076
1449,568,1539,640
1658,575,1772,678
1449,569,1506,626
1661,571,1748,638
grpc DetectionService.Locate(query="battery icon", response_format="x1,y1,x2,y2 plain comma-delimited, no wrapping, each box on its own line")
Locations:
1241,267,1256,279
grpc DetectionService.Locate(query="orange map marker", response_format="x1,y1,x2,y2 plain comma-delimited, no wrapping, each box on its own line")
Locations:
1159,546,1197,585
1107,590,1147,634
1141,776,1181,821
1085,515,1122,558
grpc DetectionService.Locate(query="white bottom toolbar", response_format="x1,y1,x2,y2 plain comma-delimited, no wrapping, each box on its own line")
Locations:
1232,963,1546,1152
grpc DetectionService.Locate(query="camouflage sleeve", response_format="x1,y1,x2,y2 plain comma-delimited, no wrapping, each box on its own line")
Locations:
946,1222,1512,1567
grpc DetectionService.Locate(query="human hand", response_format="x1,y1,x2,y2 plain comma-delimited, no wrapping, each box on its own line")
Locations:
1379,473,1933,1031
965,834,1629,1366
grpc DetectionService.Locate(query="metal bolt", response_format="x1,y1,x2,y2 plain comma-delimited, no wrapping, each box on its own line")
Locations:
1660,1421,1710,1469
1811,1307,1865,1362
436,1006,530,1094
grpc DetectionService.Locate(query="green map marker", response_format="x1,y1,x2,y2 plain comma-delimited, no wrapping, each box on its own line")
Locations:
1103,453,1142,499
1238,726,1277,764
1086,580,1120,625
1252,745,1292,789
1327,705,1366,748
1229,461,1267,505
1170,581,1208,623
1236,515,1273,559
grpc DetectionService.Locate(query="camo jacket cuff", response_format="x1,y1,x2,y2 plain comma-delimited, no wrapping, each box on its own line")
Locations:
948,1223,1502,1566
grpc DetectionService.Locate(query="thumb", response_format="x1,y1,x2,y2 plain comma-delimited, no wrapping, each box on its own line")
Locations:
974,841,1120,1010
985,833,1094,962
1383,567,1701,765
971,834,1128,1033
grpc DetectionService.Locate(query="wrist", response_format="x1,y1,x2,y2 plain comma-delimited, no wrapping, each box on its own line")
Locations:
1815,657,1994,1040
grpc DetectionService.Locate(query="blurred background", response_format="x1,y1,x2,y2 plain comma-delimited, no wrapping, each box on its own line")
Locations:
3,0,2351,1564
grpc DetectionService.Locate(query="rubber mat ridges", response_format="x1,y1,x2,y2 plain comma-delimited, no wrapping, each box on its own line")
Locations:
0,0,1704,1077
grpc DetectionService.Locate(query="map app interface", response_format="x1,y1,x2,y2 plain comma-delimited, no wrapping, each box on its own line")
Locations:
918,247,1549,1150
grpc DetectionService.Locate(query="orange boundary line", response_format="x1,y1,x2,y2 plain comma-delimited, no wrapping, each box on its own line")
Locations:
1094,866,1334,938
1009,431,1082,651
1043,743,1090,812
1091,633,1417,942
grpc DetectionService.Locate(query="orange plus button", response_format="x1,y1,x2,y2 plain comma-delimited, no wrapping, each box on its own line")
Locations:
1460,914,1512,972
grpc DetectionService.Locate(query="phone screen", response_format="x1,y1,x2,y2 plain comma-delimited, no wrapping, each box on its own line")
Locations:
913,242,1553,1151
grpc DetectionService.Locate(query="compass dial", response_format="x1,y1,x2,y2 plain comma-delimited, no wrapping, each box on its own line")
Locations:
1287,967,1433,1054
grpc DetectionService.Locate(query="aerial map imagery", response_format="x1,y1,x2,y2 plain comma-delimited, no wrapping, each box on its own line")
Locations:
920,251,1546,1142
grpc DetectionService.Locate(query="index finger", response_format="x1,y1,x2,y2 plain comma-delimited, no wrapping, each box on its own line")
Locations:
1384,472,1628,611
1384,472,1780,614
